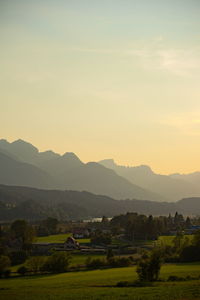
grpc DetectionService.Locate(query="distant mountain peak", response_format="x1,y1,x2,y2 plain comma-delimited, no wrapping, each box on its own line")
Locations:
0,139,10,151
99,159,153,174
12,139,38,149
99,159,116,168
62,152,83,164
12,138,26,143
134,165,154,174
0,138,8,143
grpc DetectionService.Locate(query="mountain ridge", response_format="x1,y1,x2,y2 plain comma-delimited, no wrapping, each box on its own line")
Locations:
99,159,200,201
1,138,199,202
0,184,200,221
0,139,163,201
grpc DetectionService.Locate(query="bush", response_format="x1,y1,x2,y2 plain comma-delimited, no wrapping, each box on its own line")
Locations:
137,250,162,282
3,269,11,278
180,245,200,262
106,248,114,260
26,256,46,274
116,281,129,287
86,258,106,269
164,254,180,263
91,232,111,245
108,257,131,268
43,252,71,273
168,275,186,281
17,266,28,276
9,250,28,265
0,255,11,278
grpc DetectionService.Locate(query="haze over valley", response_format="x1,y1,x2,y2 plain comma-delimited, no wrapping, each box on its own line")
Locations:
0,138,200,213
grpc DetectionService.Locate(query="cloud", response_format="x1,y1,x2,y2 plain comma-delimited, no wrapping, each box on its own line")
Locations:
66,40,200,77
124,42,200,77
155,48,200,76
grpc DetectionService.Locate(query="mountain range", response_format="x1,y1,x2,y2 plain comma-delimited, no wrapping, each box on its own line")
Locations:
0,184,199,221
0,139,162,201
99,159,200,201
0,138,200,202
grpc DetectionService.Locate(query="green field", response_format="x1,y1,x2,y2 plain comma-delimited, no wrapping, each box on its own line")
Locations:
70,254,105,266
10,255,104,273
11,254,134,271
1,263,200,300
37,233,183,246
157,235,194,246
36,234,90,244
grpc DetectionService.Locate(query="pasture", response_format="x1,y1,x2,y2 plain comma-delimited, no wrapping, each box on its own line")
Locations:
1,263,200,300
36,234,90,244
157,235,193,246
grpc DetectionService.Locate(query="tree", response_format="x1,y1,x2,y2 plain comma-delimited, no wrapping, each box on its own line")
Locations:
193,229,200,248
9,250,28,265
43,252,71,273
0,255,11,277
11,220,35,249
185,217,191,228
106,248,114,261
137,250,162,282
91,231,111,245
26,256,46,273
42,217,59,235
172,232,184,253
17,266,28,276
180,245,200,262
179,230,200,262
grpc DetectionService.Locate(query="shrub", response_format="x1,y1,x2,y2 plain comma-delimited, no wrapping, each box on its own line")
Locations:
3,269,11,278
106,248,114,260
167,275,186,281
0,255,11,278
43,252,71,273
116,281,129,287
180,245,200,262
137,250,162,282
86,258,106,269
91,232,111,245
108,257,131,268
26,256,46,273
17,266,28,276
9,250,28,265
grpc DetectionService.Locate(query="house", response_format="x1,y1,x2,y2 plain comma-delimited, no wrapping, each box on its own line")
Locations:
72,228,90,239
64,237,80,249
32,237,80,254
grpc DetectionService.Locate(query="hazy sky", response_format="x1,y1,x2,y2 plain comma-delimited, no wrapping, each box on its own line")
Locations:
1,0,200,174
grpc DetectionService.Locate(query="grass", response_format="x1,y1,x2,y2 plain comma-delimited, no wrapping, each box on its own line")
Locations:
1,263,200,300
11,254,134,271
36,233,71,243
157,235,194,246
36,234,90,244
70,254,105,266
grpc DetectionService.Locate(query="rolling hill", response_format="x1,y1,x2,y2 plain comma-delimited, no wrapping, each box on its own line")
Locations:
0,184,200,221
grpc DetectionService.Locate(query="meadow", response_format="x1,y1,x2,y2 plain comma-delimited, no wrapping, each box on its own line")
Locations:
37,233,192,246
36,233,90,244
5,234,199,299
1,263,200,300
157,235,193,246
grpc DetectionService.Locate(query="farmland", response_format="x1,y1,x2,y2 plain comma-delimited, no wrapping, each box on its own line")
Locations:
1,263,200,300
157,235,193,246
36,234,90,244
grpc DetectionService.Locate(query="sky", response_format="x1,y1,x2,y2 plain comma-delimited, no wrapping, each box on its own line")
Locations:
0,0,200,174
